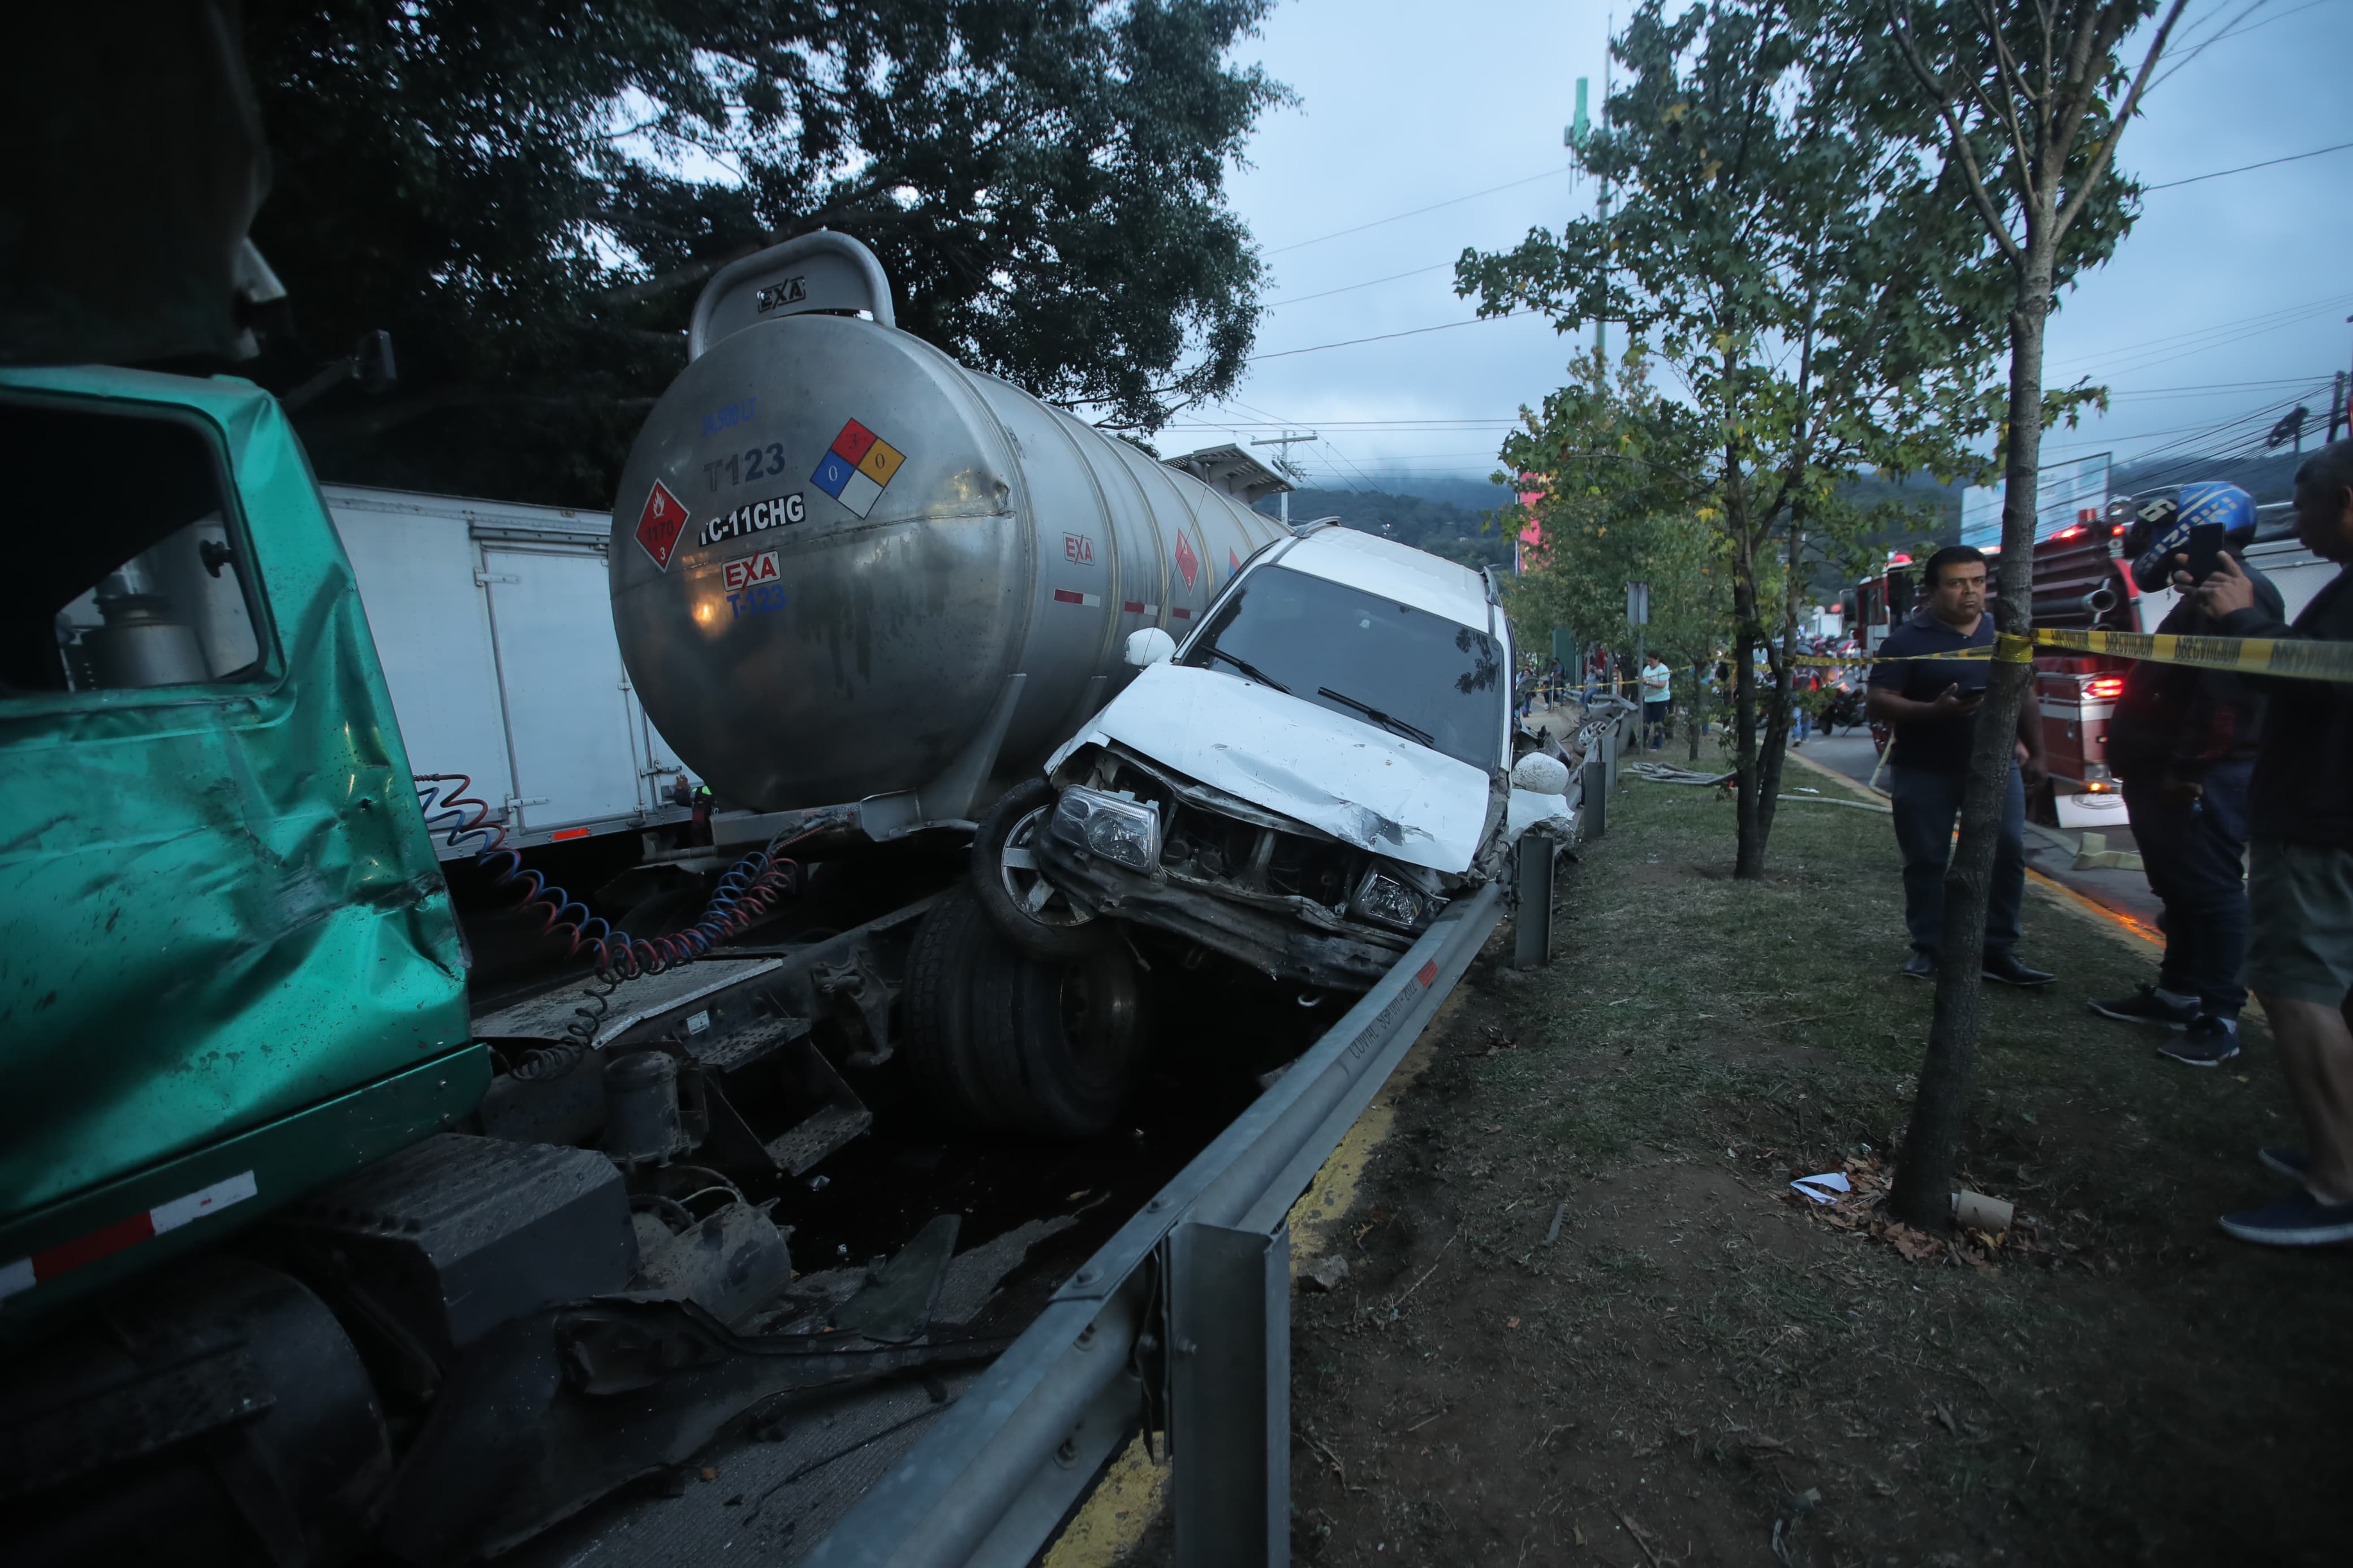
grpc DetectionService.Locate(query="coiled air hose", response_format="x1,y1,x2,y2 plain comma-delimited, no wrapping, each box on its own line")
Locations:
413,774,808,1074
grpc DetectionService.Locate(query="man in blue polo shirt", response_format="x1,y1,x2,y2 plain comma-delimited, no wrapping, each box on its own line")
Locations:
1865,545,2054,986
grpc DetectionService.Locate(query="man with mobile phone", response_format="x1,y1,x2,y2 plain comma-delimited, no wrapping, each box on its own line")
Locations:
1865,545,2054,986
2187,441,2353,1246
2090,483,2281,1065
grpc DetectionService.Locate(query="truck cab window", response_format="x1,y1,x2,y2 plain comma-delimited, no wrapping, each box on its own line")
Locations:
1,399,264,695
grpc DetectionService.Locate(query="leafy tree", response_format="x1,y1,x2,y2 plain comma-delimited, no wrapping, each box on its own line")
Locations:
1458,0,2009,878
1497,348,1726,711
1874,0,2186,1231
243,0,1287,506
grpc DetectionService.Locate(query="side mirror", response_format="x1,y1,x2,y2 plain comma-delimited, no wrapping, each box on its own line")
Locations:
1124,627,1176,668
1510,753,1571,794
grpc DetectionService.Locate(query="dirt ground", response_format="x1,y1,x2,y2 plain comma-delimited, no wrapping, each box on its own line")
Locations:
1255,771,2352,1567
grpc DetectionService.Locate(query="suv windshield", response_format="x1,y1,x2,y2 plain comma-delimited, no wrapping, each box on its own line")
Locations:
1179,564,1503,770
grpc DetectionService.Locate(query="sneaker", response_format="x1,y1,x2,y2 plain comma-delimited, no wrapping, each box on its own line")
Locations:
2087,984,2200,1030
1902,950,1936,981
2260,1147,2309,1181
1983,952,2056,987
2218,1189,2353,1247
2157,1017,2240,1068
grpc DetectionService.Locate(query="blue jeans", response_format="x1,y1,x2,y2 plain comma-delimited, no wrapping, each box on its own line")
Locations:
1794,706,1812,741
1887,764,2025,958
2122,760,2252,1021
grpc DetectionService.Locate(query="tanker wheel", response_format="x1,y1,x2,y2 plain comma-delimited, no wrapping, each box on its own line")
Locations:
971,777,1116,960
967,937,1144,1139
898,884,1015,1132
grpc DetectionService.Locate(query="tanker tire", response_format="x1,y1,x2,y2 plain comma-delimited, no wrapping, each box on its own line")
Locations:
967,941,1144,1139
898,884,1015,1132
971,778,1117,961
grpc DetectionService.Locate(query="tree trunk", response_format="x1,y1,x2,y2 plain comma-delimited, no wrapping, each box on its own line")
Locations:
1731,512,1768,878
1689,660,1705,761
1889,243,2054,1230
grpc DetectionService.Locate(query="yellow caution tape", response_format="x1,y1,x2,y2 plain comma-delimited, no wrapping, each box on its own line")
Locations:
2029,627,2353,684
1785,629,2353,683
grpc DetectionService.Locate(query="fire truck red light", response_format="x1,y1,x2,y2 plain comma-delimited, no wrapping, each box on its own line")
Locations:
2085,677,2125,698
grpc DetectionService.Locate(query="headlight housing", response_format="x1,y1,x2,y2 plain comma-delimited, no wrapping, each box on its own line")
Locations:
1350,868,1428,932
1050,787,1162,872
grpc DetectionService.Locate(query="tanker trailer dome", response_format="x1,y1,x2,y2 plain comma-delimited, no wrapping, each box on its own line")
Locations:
610,231,1289,833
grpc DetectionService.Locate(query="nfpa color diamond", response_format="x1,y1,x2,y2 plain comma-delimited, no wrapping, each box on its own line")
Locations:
812,418,907,519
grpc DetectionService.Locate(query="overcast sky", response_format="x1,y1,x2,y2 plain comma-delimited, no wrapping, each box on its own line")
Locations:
1173,0,2353,498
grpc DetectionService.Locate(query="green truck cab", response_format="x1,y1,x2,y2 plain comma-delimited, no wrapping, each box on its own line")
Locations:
0,366,486,1334
0,365,975,1567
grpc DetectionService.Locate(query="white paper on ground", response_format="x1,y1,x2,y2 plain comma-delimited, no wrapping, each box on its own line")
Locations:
1790,1171,1852,1204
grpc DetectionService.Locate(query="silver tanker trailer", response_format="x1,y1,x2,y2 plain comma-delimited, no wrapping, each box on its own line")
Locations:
610,230,1291,845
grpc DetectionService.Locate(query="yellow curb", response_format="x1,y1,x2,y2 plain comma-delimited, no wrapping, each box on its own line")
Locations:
1038,1434,1169,1568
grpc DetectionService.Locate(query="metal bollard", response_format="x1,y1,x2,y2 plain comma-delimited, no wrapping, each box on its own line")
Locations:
1511,832,1556,969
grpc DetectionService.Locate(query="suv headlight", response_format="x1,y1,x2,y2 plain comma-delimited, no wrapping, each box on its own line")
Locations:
1350,868,1427,932
1051,787,1161,871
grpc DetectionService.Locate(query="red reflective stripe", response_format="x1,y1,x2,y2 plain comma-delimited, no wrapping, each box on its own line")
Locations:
35,1212,155,1281
1053,589,1085,604
1122,601,1147,614
549,827,591,841
1171,607,1191,619
1415,961,1438,987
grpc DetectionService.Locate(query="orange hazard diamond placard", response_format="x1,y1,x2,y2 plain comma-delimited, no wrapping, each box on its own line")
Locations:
636,480,690,570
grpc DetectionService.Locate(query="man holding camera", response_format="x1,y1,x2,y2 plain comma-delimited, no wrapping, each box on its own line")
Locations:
2089,483,2282,1066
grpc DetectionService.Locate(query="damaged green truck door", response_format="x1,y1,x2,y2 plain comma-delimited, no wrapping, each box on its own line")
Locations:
0,368,484,1336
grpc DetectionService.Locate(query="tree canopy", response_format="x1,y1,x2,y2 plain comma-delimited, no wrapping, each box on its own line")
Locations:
1456,0,2095,874
244,0,1287,505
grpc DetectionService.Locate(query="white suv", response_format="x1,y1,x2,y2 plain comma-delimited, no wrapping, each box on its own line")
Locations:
974,524,1573,991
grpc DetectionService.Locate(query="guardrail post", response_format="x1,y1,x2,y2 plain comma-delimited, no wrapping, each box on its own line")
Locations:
1169,1222,1290,1568
1511,833,1555,969
1581,754,1607,839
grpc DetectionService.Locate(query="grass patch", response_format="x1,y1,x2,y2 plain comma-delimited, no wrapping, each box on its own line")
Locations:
1267,771,2353,1568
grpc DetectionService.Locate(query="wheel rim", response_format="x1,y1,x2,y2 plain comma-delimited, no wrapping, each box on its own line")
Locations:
999,806,1096,930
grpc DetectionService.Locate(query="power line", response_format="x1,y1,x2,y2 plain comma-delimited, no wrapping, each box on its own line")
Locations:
1264,170,1562,256
1246,311,1525,363
1265,261,1456,310
2143,139,2353,192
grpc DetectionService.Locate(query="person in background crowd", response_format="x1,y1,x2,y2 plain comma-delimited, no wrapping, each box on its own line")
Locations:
1790,648,1817,746
2089,483,2282,1066
1640,653,1671,750
2190,441,2353,1246
1864,545,2054,987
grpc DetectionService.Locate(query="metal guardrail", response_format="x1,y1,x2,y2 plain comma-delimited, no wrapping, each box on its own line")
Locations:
800,710,1626,1568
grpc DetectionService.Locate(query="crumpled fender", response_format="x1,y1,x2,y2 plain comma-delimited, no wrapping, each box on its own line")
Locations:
1045,662,1496,874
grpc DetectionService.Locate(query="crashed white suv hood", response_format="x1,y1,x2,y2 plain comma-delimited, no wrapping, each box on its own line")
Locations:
1045,662,1495,875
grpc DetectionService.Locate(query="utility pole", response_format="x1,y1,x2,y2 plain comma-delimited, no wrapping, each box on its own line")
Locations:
1249,430,1317,526
1567,47,1612,360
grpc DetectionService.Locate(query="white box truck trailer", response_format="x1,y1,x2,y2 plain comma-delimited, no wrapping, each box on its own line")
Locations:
323,483,694,858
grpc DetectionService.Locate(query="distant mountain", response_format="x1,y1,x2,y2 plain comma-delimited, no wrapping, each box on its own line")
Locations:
1350,474,1518,512
1255,486,1514,571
